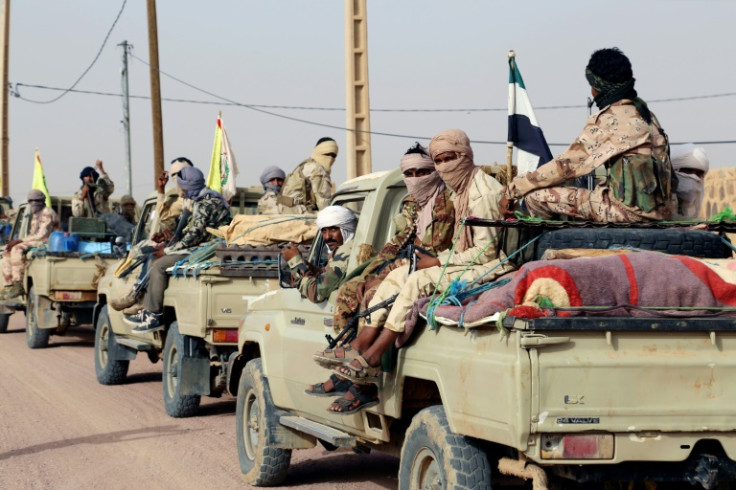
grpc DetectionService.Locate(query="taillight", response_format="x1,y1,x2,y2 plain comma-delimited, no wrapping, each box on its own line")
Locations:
540,434,614,460
212,329,238,343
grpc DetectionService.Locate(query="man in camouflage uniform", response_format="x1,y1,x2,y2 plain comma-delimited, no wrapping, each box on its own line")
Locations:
324,129,511,413
1,189,60,301
306,143,455,398
502,48,675,222
125,166,231,333
72,160,115,217
257,166,286,214
281,205,357,303
277,137,338,214
152,157,194,237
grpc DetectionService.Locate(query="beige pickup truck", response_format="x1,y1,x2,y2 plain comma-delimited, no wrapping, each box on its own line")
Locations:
93,186,295,418
0,197,124,348
228,168,736,489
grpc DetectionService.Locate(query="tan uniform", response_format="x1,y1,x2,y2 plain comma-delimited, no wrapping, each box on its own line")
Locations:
257,190,280,214
278,159,332,214
71,173,115,217
2,207,60,282
365,170,512,333
508,99,675,222
155,192,185,234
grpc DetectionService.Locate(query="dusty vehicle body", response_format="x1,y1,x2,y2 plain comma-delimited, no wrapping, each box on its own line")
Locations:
0,197,123,348
94,186,291,417
228,168,736,489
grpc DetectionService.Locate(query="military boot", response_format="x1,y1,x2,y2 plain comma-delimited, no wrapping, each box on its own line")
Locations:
5,281,24,300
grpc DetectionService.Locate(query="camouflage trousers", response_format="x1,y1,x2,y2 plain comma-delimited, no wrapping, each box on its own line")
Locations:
332,258,408,333
366,259,515,334
524,185,648,223
2,242,34,283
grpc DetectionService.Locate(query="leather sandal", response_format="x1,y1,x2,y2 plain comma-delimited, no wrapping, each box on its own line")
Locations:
333,355,381,386
327,384,379,415
313,345,361,369
304,374,352,397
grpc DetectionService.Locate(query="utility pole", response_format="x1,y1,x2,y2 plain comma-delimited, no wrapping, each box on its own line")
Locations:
146,0,164,187
119,40,132,196
0,0,9,196
344,0,372,179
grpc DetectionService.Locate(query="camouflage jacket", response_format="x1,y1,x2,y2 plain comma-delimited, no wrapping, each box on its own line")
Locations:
289,240,354,303
71,174,115,217
257,190,280,214
168,194,231,252
278,159,332,213
24,207,60,245
507,100,671,200
365,186,455,275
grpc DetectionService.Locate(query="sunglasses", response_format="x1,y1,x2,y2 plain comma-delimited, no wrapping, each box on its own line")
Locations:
28,199,44,203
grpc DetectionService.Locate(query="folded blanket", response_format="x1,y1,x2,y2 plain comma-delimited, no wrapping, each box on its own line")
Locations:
412,252,736,331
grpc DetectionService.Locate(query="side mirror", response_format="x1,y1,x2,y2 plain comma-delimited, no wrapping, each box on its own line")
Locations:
278,253,295,289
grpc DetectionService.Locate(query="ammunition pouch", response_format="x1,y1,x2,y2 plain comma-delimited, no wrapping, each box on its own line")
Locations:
606,153,671,213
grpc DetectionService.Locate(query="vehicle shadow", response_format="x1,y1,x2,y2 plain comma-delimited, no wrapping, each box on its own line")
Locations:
0,425,195,461
285,448,398,488
124,371,162,384
197,398,236,417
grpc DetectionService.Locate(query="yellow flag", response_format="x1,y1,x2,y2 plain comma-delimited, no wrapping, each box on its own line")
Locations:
32,149,52,207
206,114,224,193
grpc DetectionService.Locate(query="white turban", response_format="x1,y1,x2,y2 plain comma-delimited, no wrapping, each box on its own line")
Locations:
671,143,709,218
316,205,358,244
671,144,709,173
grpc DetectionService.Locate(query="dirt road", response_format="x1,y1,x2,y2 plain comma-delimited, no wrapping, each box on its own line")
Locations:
0,313,398,490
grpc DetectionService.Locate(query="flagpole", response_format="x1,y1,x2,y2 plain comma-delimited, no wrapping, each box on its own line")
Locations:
506,50,515,181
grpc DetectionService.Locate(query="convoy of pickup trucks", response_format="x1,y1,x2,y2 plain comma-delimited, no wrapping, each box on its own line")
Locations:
2,170,736,489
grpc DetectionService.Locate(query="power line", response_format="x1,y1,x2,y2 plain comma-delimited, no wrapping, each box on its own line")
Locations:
19,0,127,104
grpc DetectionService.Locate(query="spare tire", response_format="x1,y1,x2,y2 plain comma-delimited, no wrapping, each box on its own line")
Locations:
535,228,732,261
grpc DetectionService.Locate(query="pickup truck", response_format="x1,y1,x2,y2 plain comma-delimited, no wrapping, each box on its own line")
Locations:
0,197,124,348
93,186,294,418
227,167,736,489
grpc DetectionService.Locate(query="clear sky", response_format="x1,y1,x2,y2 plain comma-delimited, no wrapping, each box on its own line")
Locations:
6,0,736,207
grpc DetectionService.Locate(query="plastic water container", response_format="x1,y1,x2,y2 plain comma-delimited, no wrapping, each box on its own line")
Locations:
48,232,79,252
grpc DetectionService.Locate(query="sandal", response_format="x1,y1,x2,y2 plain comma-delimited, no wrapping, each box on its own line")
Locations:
327,384,379,415
304,374,352,397
333,355,381,386
313,345,361,369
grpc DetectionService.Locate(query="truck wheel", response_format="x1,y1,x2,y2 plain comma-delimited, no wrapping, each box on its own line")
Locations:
162,322,201,417
535,228,731,260
94,305,129,385
25,286,51,349
236,358,292,486
399,405,491,490
0,312,10,333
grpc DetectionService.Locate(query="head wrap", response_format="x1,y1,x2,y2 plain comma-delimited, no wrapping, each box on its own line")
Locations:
170,159,192,182
120,195,136,206
429,129,478,252
260,166,286,193
316,205,358,244
671,144,709,218
585,48,651,123
80,166,99,182
27,189,46,212
400,147,443,240
176,166,229,208
311,139,339,171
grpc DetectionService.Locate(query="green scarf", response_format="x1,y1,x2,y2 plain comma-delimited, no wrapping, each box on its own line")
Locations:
585,68,652,124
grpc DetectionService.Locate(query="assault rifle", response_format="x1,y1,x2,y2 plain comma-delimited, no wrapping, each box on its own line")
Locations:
325,293,398,349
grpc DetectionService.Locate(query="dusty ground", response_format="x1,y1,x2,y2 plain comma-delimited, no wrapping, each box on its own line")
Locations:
0,313,399,490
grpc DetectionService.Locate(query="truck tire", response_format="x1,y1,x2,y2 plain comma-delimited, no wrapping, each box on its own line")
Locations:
162,322,201,417
399,405,491,490
0,312,10,333
94,306,129,385
236,358,292,486
535,228,731,261
25,286,51,349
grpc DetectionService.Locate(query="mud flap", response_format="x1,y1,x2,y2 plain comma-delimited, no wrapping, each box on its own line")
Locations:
179,333,210,396
36,294,57,329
